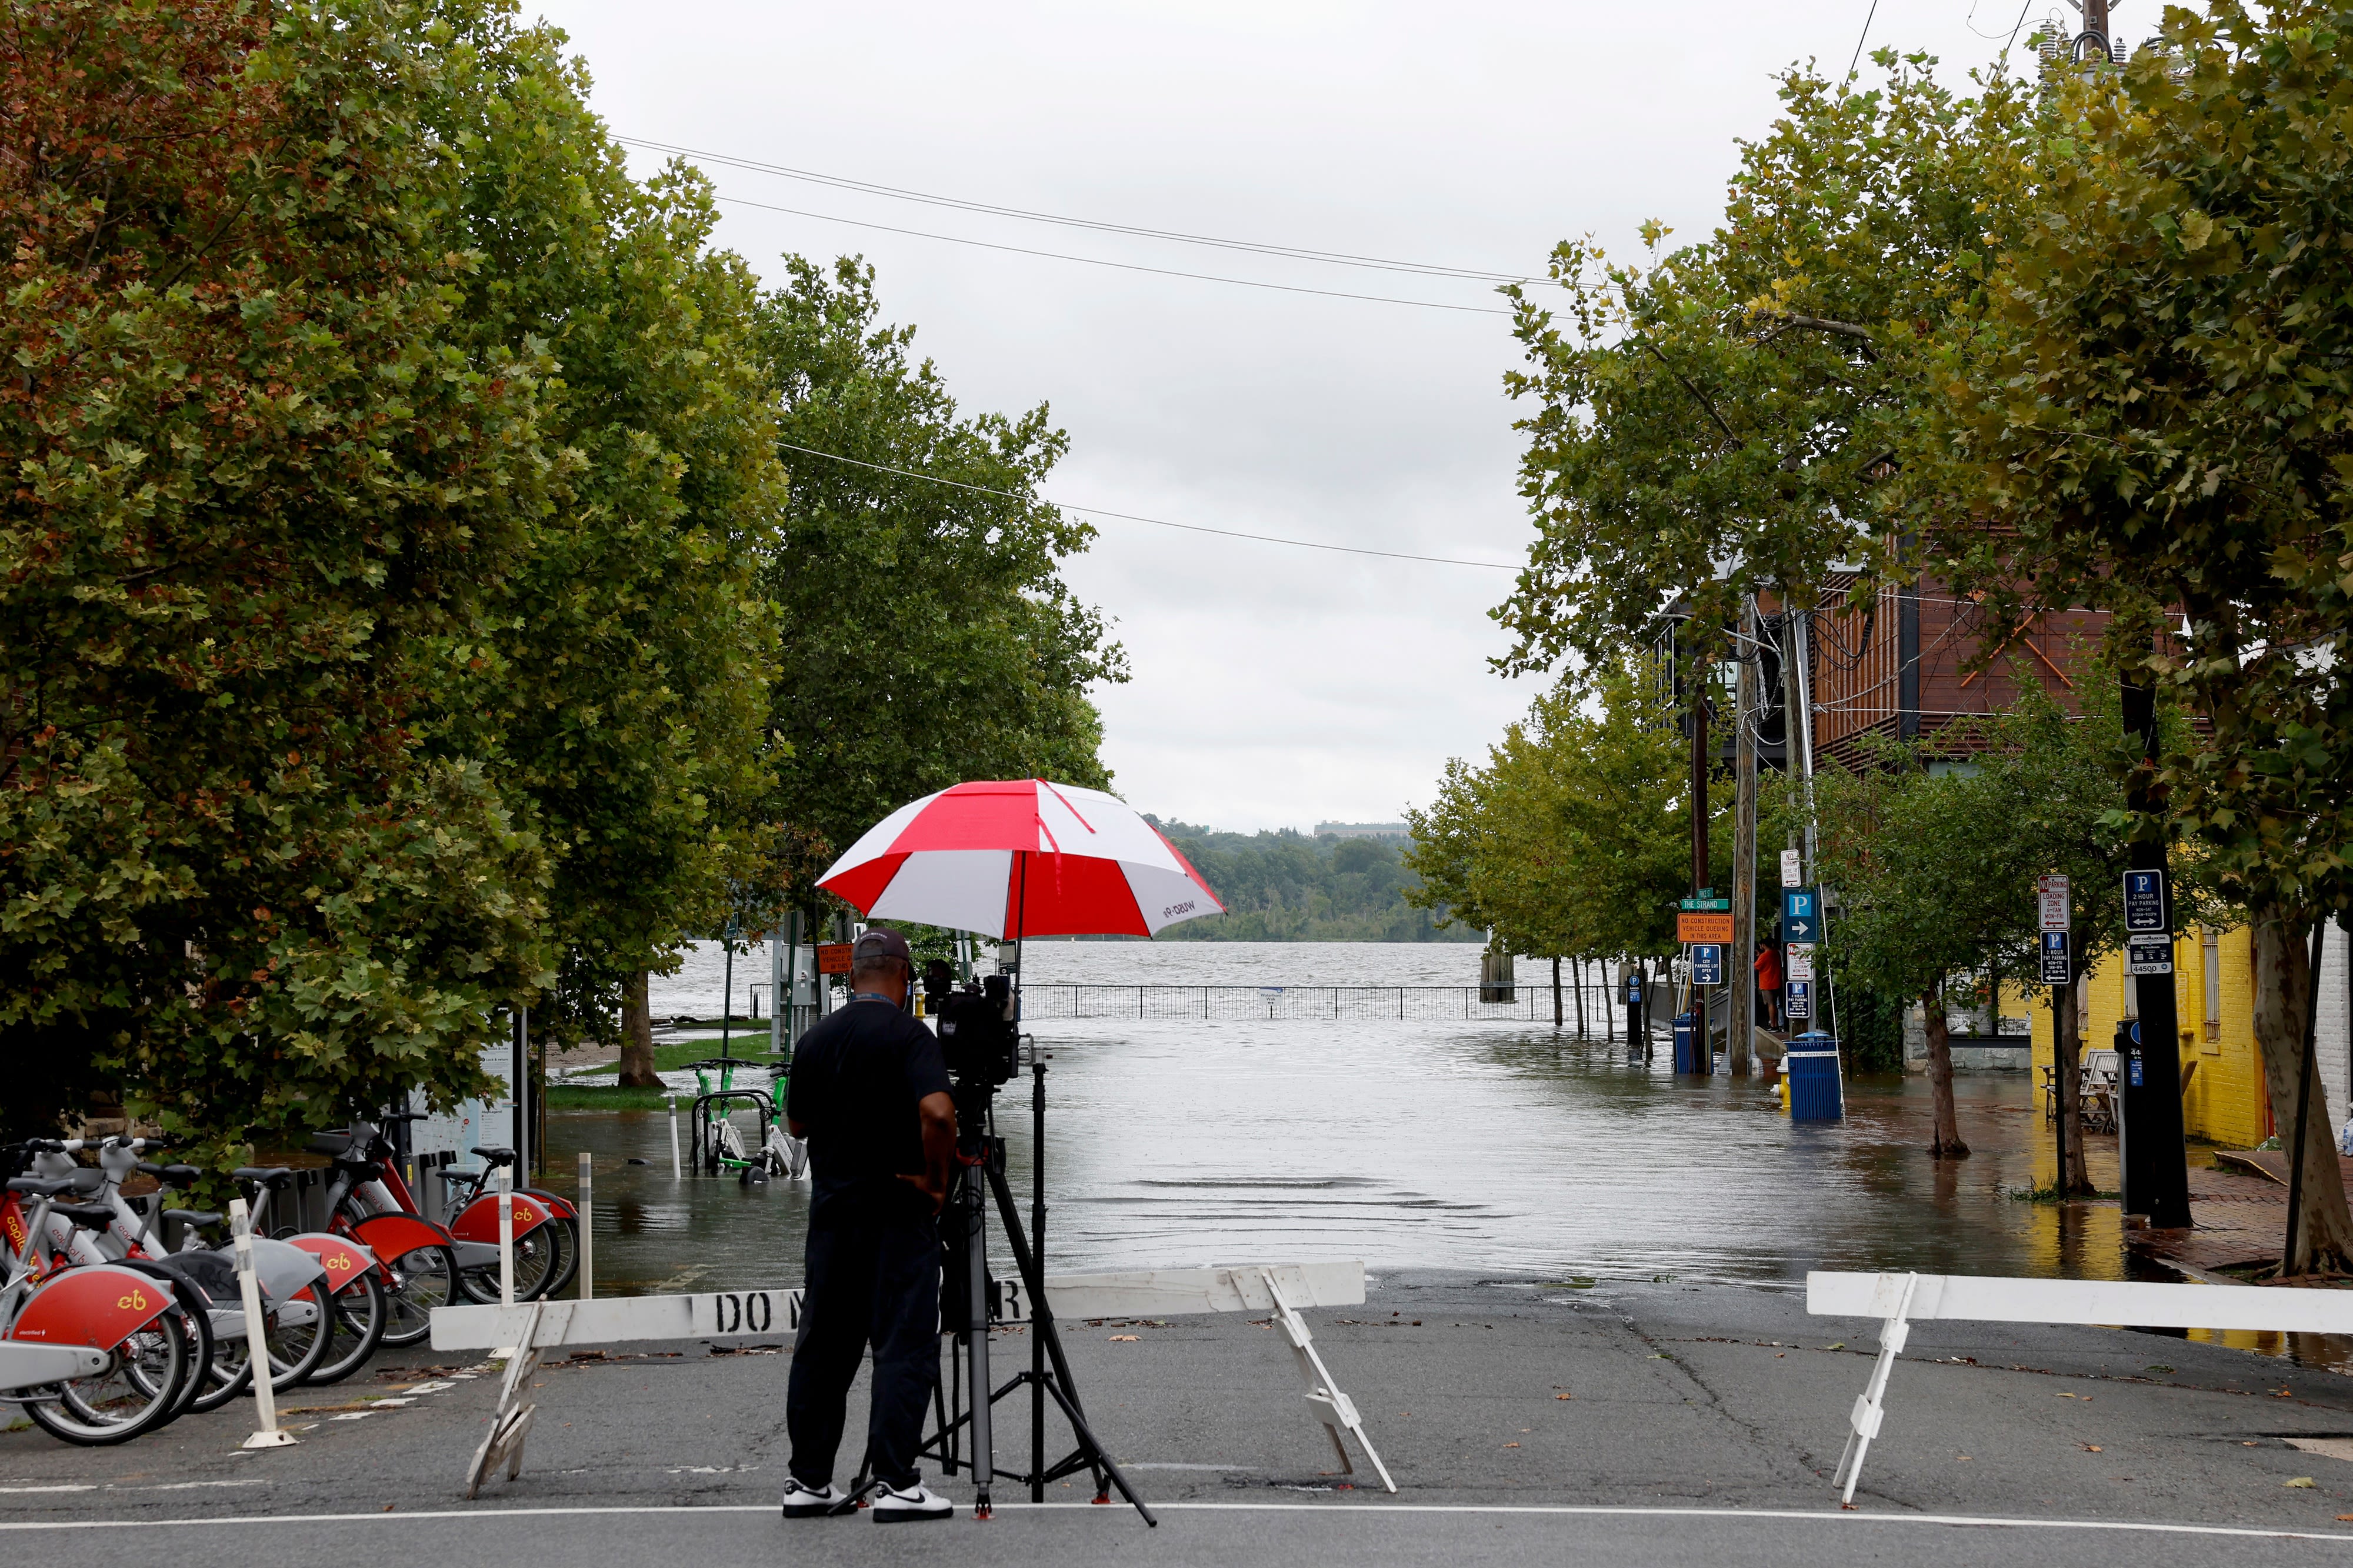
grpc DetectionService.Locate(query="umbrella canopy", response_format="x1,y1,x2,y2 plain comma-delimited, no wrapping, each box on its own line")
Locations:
816,779,1224,939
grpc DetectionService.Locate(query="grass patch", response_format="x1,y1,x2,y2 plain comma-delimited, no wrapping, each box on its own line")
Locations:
546,1084,686,1111
558,1038,786,1079
2006,1182,2121,1203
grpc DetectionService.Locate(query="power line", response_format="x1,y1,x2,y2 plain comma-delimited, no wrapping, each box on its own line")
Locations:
775,439,1521,569
1848,0,1882,78
712,194,1515,316
622,135,1538,285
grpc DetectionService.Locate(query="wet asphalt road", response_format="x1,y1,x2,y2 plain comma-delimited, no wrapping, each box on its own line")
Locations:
8,1274,2353,1566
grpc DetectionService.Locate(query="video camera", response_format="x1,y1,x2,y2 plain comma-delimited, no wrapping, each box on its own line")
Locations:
922,961,1020,1089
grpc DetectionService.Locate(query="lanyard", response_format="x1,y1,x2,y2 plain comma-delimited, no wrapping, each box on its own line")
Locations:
851,992,896,1005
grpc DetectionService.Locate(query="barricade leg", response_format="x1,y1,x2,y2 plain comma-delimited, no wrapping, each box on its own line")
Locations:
1832,1272,1917,1506
1258,1268,1395,1493
230,1197,298,1450
467,1300,546,1498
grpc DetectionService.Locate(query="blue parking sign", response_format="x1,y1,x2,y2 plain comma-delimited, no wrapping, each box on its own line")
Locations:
1781,887,1821,943
1691,943,1723,986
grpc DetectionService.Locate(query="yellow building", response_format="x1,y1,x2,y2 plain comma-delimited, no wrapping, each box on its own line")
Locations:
2027,926,2270,1147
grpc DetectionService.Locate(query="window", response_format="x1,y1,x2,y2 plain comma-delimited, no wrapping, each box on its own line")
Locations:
2202,929,2222,1050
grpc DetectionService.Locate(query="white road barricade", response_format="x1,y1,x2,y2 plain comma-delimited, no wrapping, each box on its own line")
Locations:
432,1259,1384,1496
1808,1269,2353,1504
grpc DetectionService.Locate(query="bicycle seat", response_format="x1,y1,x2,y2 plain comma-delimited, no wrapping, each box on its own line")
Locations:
50,1202,117,1230
137,1161,204,1184
164,1209,223,1229
231,1165,295,1186
470,1146,517,1167
304,1131,354,1157
5,1176,79,1197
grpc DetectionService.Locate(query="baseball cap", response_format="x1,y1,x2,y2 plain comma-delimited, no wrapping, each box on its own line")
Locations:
852,927,911,965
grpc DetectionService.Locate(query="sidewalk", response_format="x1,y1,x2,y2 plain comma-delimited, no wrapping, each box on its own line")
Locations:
2133,1153,2353,1279
8,1273,2353,1565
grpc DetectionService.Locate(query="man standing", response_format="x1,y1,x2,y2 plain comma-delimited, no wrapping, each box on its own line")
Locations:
1754,938,1784,1033
780,927,958,1522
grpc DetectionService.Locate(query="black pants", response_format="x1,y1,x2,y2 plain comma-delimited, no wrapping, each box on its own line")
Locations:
787,1212,941,1489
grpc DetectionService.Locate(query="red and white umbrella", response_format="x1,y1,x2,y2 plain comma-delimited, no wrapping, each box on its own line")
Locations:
816,779,1224,939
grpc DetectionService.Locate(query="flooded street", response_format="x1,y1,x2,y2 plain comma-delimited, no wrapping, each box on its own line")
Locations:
545,942,2129,1296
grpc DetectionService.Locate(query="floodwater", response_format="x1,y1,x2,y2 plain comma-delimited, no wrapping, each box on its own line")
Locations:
545,942,2135,1297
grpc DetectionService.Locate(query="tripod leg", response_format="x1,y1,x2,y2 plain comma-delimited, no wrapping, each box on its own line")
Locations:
986,1162,1155,1520
1036,1371,1159,1527
964,1161,994,1517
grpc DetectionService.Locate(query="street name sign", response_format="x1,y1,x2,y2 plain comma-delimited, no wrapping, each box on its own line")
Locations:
2125,936,2175,976
1679,895,1732,910
1691,943,1724,986
2037,875,2070,933
1786,942,1815,982
1782,887,1822,944
2039,929,2071,985
2123,869,2168,935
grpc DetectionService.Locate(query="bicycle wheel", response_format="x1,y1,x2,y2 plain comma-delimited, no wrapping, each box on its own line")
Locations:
267,1279,335,1386
190,1313,255,1413
456,1221,560,1304
22,1315,190,1446
376,1242,458,1348
104,1302,201,1432
532,1213,578,1300
304,1269,388,1385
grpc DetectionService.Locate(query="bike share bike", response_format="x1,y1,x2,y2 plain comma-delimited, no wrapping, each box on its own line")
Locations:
308,1113,578,1335
841,962,1153,1524
5,1137,372,1423
688,1053,808,1184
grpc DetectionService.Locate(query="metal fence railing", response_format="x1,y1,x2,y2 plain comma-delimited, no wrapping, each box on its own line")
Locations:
1013,983,1624,1023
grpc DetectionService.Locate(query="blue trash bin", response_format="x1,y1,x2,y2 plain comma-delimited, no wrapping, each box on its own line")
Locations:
1786,1033,1843,1121
1672,1012,1700,1073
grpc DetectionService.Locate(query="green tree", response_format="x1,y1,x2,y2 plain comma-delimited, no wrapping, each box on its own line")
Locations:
1926,3,2353,1265
419,11,786,1086
1815,679,2219,1165
1494,55,2042,677
0,0,553,1153
753,258,1125,892
1406,658,1689,985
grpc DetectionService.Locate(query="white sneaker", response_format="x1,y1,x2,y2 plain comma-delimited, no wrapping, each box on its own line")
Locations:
780,1477,847,1519
872,1482,953,1522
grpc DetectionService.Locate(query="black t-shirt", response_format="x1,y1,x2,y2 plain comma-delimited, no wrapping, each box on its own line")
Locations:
786,999,951,1225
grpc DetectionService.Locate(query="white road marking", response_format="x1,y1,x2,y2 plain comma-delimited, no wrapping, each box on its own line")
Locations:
0,1485,94,1494
0,1502,2348,1542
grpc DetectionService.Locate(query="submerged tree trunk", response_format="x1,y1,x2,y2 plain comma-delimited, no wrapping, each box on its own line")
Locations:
617,969,661,1089
1922,980,1969,1157
1575,956,1588,1038
2054,978,2092,1196
2252,914,2353,1275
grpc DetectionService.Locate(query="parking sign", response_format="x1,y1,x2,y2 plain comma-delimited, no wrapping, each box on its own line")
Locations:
1691,943,1723,986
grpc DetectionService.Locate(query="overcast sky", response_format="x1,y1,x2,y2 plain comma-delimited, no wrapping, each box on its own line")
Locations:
531,0,2062,832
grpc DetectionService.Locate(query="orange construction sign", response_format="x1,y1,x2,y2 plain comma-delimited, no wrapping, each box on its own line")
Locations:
1677,912,1735,945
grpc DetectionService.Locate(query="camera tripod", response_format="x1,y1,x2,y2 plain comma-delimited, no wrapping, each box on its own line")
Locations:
852,1050,1155,1525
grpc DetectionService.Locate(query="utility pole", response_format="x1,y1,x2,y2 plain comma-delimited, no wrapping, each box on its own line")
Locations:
2119,671,2192,1228
1689,646,1712,1075
1731,600,1759,1076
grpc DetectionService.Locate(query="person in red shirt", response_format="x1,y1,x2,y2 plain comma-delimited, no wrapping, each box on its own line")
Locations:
1754,940,1784,1032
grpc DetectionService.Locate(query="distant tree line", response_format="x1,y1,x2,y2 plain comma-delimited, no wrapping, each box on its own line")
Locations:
1149,823,1476,943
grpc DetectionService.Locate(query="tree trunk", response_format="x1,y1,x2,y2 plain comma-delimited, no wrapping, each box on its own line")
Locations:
617,969,661,1089
2252,913,2353,1275
1552,956,1562,1029
2054,979,2092,1196
1922,981,1968,1157
1574,956,1588,1037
